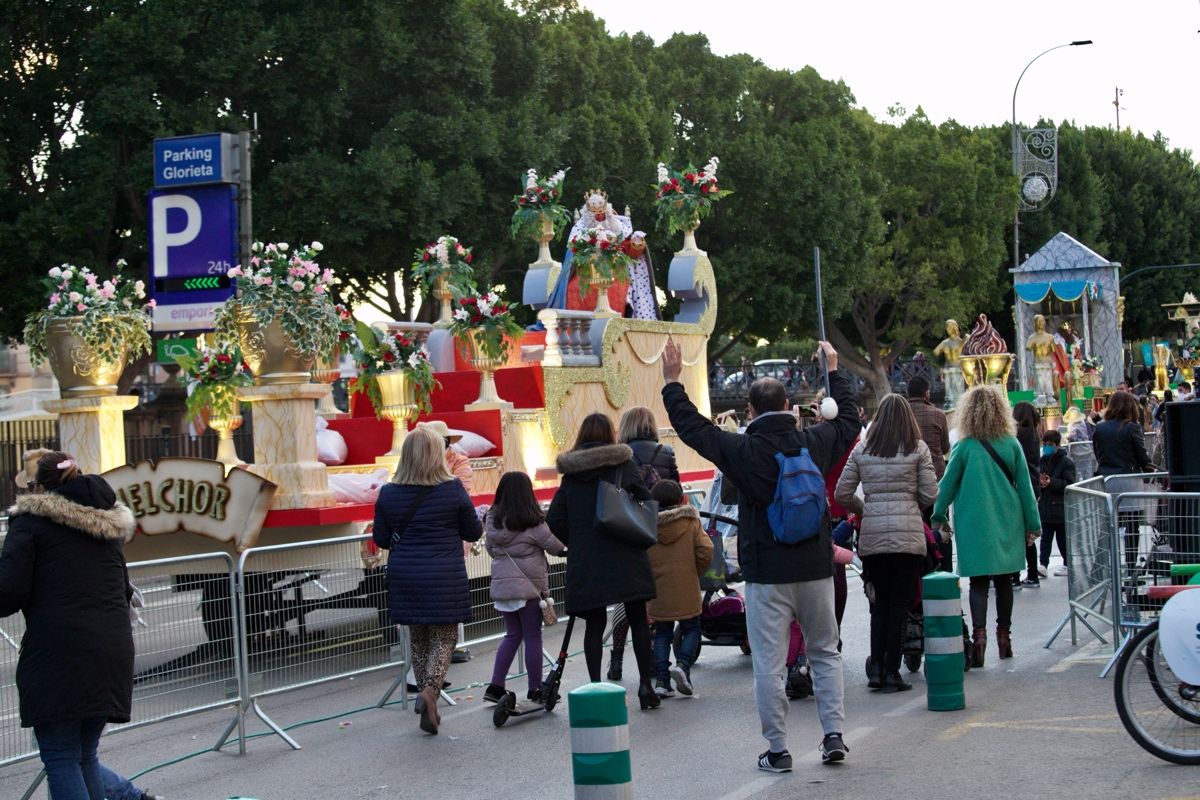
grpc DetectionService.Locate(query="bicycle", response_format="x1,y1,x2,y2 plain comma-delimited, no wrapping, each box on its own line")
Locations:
1112,582,1200,764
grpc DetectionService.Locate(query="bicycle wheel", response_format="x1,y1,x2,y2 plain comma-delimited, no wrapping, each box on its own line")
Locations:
1113,622,1200,765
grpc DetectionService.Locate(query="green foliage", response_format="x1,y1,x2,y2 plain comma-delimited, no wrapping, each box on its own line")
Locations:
652,158,731,235
511,169,572,243
174,341,253,420
448,291,524,363
348,321,438,416
411,236,477,296
567,227,634,297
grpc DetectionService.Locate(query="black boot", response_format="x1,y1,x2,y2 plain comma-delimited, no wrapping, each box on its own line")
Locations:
882,671,913,693
638,680,661,710
606,650,624,681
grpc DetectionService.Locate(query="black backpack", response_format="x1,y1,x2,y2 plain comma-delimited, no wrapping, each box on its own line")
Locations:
633,444,664,490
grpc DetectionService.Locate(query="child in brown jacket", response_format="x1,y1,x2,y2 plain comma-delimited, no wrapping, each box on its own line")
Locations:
648,480,713,697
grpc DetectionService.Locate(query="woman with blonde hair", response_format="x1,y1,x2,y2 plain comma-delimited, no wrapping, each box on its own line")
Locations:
931,386,1040,667
372,426,482,735
835,394,938,692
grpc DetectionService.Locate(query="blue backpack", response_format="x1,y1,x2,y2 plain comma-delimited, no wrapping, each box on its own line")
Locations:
767,449,827,545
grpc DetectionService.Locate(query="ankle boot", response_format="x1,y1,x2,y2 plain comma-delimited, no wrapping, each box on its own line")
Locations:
996,625,1013,659
971,626,987,668
637,680,661,711
606,650,623,681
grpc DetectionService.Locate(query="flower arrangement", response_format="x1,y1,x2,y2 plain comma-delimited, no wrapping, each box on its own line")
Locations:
448,291,524,363
23,261,154,366
174,340,254,420
1079,355,1103,374
567,226,635,297
348,322,437,416
511,168,571,242
411,235,476,295
653,156,732,234
214,241,342,361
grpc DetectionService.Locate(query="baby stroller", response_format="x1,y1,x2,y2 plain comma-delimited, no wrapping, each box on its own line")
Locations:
680,512,752,658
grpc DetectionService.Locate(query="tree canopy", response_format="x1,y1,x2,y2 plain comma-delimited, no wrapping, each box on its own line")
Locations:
3,0,1198,391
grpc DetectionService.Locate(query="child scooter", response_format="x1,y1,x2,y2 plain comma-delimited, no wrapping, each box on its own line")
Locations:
493,615,575,727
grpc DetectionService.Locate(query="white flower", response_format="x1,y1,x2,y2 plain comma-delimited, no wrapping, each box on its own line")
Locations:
453,308,469,321
549,169,566,187
310,241,323,252
291,280,305,292
526,168,538,190
49,267,61,278
116,258,127,268
278,242,289,252
68,291,82,303
435,238,450,267
61,269,73,281
252,242,263,252
134,280,146,298
477,298,492,316
407,352,421,368
657,162,669,184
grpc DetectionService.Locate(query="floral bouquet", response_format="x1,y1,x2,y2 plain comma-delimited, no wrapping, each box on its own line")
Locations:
215,241,342,361
412,235,476,295
174,340,254,420
568,226,635,297
23,261,154,366
511,168,571,242
1079,355,1103,374
448,291,524,363
348,322,437,416
653,156,732,234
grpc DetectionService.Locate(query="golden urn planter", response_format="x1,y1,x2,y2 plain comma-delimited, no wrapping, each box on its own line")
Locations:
208,414,245,469
432,273,454,326
45,317,128,398
959,353,1014,389
462,329,512,410
237,314,316,385
376,370,419,461
312,347,343,418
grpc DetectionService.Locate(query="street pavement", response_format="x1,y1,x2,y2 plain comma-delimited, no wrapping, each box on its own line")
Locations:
3,561,1196,800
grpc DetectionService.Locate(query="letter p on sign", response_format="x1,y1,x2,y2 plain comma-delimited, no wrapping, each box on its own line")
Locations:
151,194,202,277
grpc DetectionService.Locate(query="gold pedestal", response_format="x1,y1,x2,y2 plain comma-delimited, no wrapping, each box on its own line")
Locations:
44,318,130,398
238,384,335,509
1175,357,1198,384
44,395,140,474
375,371,418,470
312,357,343,419
433,273,453,327
209,414,245,470
588,272,618,318
959,353,1014,389
464,330,513,411
678,221,706,256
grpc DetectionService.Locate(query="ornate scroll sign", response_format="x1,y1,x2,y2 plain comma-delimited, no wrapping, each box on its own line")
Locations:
1015,127,1058,212
104,458,277,551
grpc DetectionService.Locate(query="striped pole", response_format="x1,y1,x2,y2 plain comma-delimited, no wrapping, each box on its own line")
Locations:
569,683,632,800
922,571,966,712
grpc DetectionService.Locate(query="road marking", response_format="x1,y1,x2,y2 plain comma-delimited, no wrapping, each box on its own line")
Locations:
938,711,1121,739
883,694,928,717
1048,640,1108,673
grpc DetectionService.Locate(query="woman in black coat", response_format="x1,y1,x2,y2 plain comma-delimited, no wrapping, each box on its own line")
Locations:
1093,390,1153,569
372,426,481,735
1012,402,1043,587
0,452,135,800
547,413,659,709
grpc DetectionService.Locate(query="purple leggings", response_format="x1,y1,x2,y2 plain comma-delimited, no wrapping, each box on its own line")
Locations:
490,599,544,691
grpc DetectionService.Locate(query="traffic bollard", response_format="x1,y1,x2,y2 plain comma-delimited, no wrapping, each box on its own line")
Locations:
922,571,966,711
568,682,632,800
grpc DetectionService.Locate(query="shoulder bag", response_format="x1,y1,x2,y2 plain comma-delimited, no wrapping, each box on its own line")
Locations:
388,485,435,548
595,467,659,550
979,440,1038,545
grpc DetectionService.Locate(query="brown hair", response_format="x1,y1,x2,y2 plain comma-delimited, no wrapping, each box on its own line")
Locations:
1103,389,1140,424
618,406,658,443
864,394,921,458
392,426,453,486
573,413,615,449
33,450,82,491
956,385,1015,441
651,479,683,507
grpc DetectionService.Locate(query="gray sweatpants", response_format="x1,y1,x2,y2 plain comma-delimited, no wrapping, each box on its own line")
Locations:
745,579,845,752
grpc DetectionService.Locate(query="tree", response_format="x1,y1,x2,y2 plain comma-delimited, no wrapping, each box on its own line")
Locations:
826,112,1017,400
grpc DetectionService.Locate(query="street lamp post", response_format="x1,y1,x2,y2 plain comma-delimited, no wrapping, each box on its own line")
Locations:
1011,39,1092,270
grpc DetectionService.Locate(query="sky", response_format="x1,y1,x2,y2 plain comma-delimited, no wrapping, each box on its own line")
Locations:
580,0,1200,160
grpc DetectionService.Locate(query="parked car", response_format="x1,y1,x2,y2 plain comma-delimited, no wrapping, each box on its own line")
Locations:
721,359,807,390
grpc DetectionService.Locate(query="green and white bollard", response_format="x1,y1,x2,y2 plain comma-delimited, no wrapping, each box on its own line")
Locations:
922,571,966,712
569,683,632,800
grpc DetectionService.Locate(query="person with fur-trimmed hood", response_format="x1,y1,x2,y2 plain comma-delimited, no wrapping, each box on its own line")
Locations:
0,450,136,800
546,413,660,709
647,480,712,699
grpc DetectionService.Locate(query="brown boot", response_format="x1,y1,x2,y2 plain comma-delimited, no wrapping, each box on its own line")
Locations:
418,686,439,735
971,626,987,668
996,625,1013,659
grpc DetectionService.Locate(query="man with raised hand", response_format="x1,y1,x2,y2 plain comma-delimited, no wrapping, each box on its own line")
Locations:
659,339,861,771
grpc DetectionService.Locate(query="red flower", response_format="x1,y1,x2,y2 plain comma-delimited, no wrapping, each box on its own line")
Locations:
465,252,473,264
462,297,476,305
471,314,483,324
599,240,610,250
339,331,349,341
397,335,411,347
518,197,527,205
684,172,696,183
496,303,507,313
422,252,430,262
382,352,396,363
217,354,232,364
241,361,251,371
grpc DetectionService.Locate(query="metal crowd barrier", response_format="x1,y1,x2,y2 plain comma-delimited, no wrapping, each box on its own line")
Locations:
1046,477,1116,650
1065,441,1096,482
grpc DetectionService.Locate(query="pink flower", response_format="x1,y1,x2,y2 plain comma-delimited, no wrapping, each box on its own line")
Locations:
227,266,244,278
314,285,326,294
76,303,86,311
291,280,305,292
250,256,261,267
49,293,60,305
321,268,334,283
98,286,115,299
85,273,98,288
147,299,157,307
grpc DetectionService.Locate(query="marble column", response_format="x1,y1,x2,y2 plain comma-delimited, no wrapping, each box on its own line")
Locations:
44,395,140,474
238,384,335,510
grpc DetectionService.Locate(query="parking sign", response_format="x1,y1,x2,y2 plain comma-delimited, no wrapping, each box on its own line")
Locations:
148,185,238,332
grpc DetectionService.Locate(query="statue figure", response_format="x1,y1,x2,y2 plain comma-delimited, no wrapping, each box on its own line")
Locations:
1026,313,1058,404
933,319,965,407
544,190,659,319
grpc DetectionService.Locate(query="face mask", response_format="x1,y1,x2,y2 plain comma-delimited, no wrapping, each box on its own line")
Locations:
1041,445,1056,457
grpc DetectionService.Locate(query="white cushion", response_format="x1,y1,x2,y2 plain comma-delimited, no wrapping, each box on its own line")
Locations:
448,429,495,458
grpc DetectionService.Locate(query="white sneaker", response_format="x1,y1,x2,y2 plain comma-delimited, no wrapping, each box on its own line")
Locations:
1052,565,1068,576
1037,564,1048,578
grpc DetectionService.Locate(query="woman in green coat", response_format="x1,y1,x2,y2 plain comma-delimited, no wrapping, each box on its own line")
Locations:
932,386,1040,668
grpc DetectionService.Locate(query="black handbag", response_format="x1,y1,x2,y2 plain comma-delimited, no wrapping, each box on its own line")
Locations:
595,468,659,550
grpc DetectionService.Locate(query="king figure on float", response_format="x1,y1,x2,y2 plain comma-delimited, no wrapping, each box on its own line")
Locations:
1026,313,1058,405
544,189,660,320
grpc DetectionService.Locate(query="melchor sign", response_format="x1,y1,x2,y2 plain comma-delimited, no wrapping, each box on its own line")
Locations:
105,458,276,552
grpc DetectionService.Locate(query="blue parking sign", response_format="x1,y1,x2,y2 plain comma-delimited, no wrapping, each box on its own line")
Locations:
148,185,238,332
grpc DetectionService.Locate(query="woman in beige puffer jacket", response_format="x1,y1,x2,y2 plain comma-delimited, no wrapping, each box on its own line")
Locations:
834,394,938,693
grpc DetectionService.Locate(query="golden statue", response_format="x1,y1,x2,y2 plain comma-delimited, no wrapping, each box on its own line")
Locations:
933,319,965,407
1152,343,1170,392
1026,314,1057,404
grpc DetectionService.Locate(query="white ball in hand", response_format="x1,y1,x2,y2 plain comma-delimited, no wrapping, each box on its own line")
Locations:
820,397,839,420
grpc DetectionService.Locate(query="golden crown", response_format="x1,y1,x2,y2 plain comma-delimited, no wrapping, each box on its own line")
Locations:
583,188,608,203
